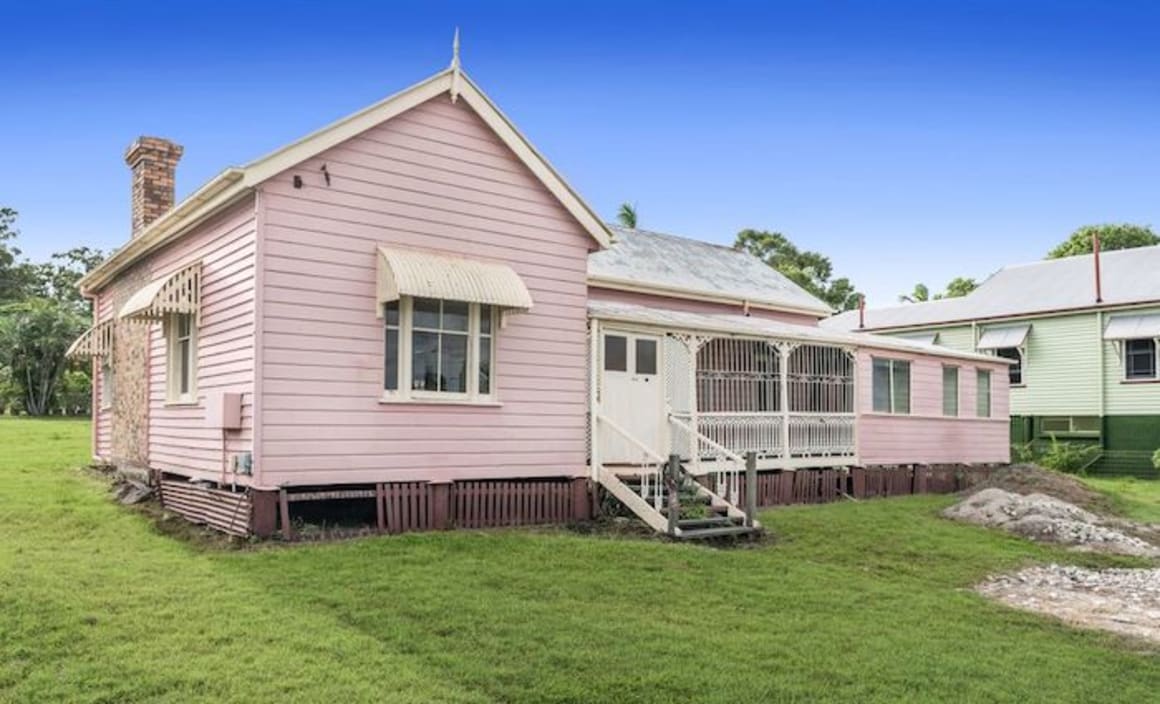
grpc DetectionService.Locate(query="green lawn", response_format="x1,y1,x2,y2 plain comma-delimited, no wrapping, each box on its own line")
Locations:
1082,475,1160,522
1,417,1157,703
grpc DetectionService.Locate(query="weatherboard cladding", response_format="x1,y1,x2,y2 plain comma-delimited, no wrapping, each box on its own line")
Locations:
590,226,833,316
823,244,1160,332
255,94,592,487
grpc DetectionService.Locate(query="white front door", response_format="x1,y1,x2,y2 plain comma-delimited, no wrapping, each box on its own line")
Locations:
599,331,665,464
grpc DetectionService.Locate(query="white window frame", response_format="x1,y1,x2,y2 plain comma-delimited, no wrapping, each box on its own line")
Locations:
1123,338,1158,381
976,369,992,418
941,365,959,417
165,312,198,405
871,357,911,415
382,296,498,405
994,346,1024,387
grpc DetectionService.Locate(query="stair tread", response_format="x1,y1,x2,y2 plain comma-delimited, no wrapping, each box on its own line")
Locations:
677,525,759,540
677,517,737,528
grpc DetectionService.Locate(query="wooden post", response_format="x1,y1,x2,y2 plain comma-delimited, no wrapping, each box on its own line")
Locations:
430,480,452,530
779,343,792,464
278,488,293,541
375,483,386,533
745,451,757,526
250,489,279,538
666,454,680,536
570,477,591,521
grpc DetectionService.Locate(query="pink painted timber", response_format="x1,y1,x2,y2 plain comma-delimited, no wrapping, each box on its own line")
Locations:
855,347,1011,466
253,95,592,487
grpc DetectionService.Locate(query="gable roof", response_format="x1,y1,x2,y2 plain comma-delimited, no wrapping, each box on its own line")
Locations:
822,244,1160,332
588,226,834,317
80,67,612,293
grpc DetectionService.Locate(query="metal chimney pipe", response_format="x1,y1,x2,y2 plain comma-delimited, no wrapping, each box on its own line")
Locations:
858,295,866,329
1093,232,1103,303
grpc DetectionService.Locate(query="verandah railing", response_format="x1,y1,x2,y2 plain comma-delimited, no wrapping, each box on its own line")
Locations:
672,411,856,462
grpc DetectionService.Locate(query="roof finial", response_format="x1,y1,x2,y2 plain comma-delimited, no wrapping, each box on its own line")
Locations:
449,27,462,103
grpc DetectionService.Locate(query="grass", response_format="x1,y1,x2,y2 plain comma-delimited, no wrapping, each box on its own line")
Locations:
1,417,1157,703
1082,475,1160,522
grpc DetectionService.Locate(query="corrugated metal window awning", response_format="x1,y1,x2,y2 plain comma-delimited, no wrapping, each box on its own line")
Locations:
376,246,533,312
118,262,202,322
896,332,939,346
976,324,1031,350
1104,313,1160,340
66,320,115,359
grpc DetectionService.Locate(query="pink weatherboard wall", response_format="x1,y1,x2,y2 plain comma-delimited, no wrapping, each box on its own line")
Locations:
855,347,1011,465
587,287,823,326
252,95,593,488
147,201,257,482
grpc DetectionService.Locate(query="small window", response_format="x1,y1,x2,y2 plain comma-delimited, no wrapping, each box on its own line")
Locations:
995,347,1023,385
635,339,657,375
166,313,197,403
872,358,911,414
976,369,992,418
604,335,627,372
1125,339,1157,380
100,357,115,410
942,365,959,416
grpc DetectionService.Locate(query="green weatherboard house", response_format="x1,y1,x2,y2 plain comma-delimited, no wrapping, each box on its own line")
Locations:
823,245,1160,476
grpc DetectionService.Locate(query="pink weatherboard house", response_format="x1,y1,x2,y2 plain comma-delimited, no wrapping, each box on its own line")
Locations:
70,60,1010,539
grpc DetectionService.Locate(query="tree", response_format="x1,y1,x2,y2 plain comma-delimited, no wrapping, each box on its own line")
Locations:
0,298,87,416
899,283,930,303
0,207,106,416
734,229,862,311
616,202,638,229
0,208,38,304
899,277,977,303
942,276,977,298
1047,224,1159,259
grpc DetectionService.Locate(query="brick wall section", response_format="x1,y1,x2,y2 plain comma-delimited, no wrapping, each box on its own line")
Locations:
107,263,151,468
125,137,183,236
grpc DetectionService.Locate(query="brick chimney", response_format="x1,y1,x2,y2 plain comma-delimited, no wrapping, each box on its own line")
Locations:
125,136,183,236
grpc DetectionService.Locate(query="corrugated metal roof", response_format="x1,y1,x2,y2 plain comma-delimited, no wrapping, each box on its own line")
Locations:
822,245,1160,332
589,226,833,315
588,301,1008,364
977,325,1031,350
376,247,533,310
1104,312,1160,340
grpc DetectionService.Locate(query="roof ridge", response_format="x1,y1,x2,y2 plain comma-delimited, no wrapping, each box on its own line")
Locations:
607,224,745,254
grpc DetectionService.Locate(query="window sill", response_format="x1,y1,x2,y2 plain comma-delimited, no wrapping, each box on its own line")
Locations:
863,411,1005,421
379,394,503,408
1120,378,1160,384
164,399,201,408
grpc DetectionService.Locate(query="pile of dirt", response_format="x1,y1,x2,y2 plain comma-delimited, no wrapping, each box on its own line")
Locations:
979,565,1160,645
967,464,1114,514
943,487,1160,557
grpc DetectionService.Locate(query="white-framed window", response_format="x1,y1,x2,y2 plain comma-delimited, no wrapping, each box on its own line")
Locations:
995,347,1023,386
383,297,497,402
976,369,992,418
1124,338,1157,380
871,357,910,414
100,356,115,410
942,365,959,417
165,313,197,404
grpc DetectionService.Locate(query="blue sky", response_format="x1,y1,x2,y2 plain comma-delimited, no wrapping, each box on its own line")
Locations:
3,1,1159,306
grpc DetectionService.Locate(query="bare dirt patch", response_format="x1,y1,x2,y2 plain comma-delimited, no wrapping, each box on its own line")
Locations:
979,565,1160,646
968,464,1115,514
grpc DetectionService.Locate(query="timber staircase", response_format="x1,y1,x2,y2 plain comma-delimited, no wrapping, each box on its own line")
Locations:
593,411,762,540
598,462,761,540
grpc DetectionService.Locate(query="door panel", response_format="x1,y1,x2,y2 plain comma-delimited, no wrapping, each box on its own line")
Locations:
600,331,665,464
